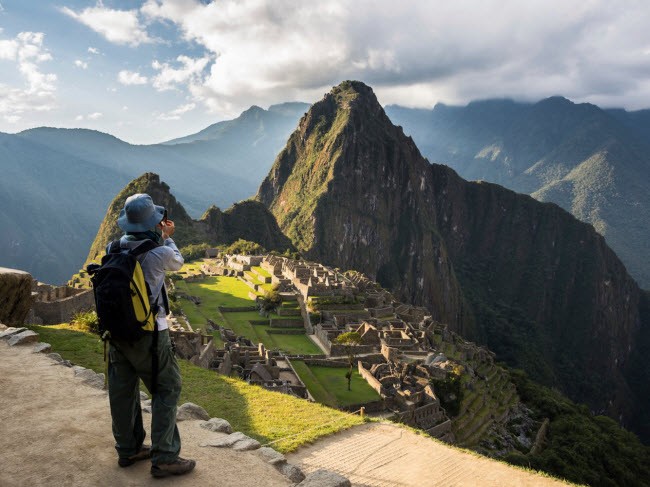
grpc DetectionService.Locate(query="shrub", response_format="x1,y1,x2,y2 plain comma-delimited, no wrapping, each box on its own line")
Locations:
262,285,282,312
180,242,212,261
71,310,99,334
224,239,266,255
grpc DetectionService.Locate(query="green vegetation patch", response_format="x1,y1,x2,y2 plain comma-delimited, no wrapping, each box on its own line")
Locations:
292,361,381,408
31,324,105,373
221,311,321,355
28,323,364,452
506,369,650,487
180,276,255,308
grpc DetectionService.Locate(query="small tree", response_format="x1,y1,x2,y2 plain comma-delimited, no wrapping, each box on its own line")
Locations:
262,284,282,312
334,331,362,391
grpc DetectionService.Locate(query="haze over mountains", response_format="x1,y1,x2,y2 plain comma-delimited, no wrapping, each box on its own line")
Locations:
0,102,308,283
1,87,649,290
386,99,650,287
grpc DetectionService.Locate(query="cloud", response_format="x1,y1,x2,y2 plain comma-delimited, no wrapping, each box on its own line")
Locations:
87,47,100,55
61,3,153,46
88,112,103,120
157,102,196,120
151,55,211,91
75,114,84,121
74,59,88,69
118,70,148,85
0,31,56,120
139,0,650,112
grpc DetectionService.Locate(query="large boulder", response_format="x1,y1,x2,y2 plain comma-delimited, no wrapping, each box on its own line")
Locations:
0,268,33,325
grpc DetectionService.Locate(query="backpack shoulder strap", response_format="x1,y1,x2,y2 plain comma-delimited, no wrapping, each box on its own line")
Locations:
129,239,158,258
108,240,122,254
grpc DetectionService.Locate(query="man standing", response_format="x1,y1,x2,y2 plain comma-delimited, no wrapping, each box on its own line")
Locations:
108,193,195,478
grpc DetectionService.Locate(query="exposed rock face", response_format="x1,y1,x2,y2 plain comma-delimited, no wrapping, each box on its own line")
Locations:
85,173,293,265
257,81,649,439
0,268,33,325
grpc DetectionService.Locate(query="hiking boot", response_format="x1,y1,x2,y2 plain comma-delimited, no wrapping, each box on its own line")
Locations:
118,445,152,468
150,457,196,478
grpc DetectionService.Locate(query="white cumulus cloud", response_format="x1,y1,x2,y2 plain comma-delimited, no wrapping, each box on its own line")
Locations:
138,0,650,112
61,3,153,47
74,59,88,69
118,70,148,85
88,112,103,120
88,47,100,55
0,31,57,121
157,102,196,120
151,55,211,92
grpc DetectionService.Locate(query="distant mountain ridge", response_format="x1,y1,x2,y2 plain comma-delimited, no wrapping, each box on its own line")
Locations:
385,98,650,287
0,103,307,283
257,81,650,442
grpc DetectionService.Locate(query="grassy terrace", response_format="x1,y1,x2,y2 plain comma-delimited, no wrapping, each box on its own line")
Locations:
174,274,320,355
28,324,364,452
291,360,381,408
222,310,321,355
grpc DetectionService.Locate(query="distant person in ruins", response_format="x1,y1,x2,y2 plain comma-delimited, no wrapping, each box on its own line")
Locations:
108,193,195,478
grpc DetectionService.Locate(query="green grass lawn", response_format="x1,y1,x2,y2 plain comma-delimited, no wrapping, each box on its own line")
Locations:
222,311,321,355
177,276,256,308
251,266,272,279
172,276,319,354
291,360,381,408
28,324,364,452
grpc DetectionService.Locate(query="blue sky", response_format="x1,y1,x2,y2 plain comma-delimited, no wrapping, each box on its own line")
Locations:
2,1,650,144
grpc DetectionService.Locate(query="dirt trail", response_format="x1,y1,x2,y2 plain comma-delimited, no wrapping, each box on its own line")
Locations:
287,422,572,487
0,341,291,487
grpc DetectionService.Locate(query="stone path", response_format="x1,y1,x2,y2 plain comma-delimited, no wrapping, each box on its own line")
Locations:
287,422,573,487
0,340,292,487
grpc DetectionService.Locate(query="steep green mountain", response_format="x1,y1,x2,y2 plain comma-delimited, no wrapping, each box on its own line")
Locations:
257,80,650,442
385,99,650,287
0,104,306,283
85,172,292,266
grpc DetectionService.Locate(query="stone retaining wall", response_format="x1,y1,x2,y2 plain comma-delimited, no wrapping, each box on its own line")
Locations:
303,359,349,367
30,289,95,325
219,306,258,313
269,318,304,328
358,362,386,396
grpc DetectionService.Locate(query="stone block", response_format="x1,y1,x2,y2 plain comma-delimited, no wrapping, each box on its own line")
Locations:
255,446,286,466
232,437,261,451
0,327,27,339
33,342,52,353
0,323,7,331
48,352,64,363
199,418,233,434
0,268,33,325
176,402,210,421
8,330,39,346
201,431,248,448
280,463,306,483
140,391,149,401
297,469,350,487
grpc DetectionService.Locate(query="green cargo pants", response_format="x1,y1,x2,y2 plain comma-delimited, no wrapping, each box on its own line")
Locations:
108,329,182,465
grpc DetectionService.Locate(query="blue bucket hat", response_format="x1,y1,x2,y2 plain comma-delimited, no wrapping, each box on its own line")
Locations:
117,193,166,233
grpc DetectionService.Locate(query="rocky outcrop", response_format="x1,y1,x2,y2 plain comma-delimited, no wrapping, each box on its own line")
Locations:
0,268,33,325
257,80,649,439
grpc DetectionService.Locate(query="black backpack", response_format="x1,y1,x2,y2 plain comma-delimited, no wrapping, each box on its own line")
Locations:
87,240,159,341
